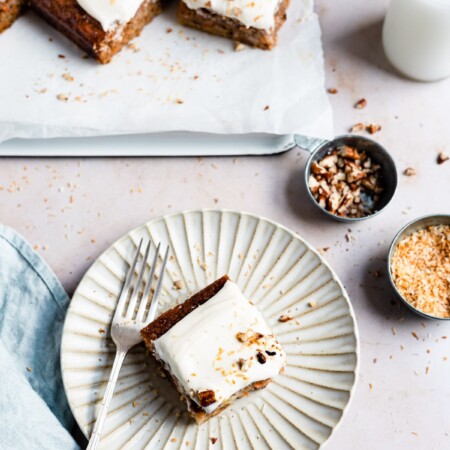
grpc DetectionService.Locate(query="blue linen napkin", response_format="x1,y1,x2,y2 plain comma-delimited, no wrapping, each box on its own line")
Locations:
0,225,79,450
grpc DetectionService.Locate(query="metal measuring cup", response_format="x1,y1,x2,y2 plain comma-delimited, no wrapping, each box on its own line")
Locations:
295,134,398,222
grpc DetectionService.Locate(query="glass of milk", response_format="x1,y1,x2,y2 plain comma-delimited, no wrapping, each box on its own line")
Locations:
383,0,450,81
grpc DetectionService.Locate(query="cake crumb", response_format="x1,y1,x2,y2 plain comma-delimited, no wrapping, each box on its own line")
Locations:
98,328,105,334
127,43,140,53
308,301,317,308
26,367,32,372
175,98,184,104
411,332,419,340
211,437,218,445
263,105,270,111
327,88,338,94
170,437,177,443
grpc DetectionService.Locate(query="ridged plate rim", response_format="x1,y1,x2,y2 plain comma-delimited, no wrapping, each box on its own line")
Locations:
61,208,360,449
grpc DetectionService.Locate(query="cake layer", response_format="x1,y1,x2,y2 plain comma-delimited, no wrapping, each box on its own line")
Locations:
141,275,230,344
182,0,282,31
30,0,162,63
76,0,145,31
178,0,290,50
0,0,25,33
150,280,286,415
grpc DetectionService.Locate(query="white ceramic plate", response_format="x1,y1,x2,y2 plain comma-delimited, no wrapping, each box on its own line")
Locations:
61,210,359,450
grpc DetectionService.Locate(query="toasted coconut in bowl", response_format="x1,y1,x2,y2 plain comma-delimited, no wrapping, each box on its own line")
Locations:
388,215,450,320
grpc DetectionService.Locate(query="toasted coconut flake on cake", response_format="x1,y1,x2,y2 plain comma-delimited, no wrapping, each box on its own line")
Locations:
391,225,450,318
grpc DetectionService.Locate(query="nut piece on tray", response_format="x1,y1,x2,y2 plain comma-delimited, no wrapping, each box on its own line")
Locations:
177,0,290,50
30,0,162,63
0,0,26,33
141,275,286,424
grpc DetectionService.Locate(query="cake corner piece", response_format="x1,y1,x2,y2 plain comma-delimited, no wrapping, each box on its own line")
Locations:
0,0,26,33
141,275,286,424
29,0,162,64
177,0,290,50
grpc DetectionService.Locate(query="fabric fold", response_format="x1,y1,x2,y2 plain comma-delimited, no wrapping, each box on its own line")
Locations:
0,224,79,450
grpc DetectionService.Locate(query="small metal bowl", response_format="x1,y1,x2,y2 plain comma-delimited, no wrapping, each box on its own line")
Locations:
388,214,450,320
296,134,398,222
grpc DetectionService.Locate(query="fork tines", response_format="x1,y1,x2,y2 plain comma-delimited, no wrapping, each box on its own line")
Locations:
115,239,169,324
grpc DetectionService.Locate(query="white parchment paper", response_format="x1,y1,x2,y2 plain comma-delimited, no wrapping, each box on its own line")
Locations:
0,0,332,143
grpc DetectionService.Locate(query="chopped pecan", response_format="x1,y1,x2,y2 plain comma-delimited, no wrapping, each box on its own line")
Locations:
198,390,217,407
238,358,250,372
366,123,382,134
256,352,267,364
308,175,320,194
311,161,328,176
236,331,249,342
437,152,449,165
350,122,365,132
319,154,338,169
339,145,361,160
403,167,416,176
355,98,367,109
278,315,293,322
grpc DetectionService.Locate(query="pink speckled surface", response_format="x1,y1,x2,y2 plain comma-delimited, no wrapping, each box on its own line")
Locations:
0,1,449,448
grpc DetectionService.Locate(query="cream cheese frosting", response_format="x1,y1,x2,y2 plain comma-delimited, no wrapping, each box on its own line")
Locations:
76,0,144,31
153,280,286,414
182,0,282,30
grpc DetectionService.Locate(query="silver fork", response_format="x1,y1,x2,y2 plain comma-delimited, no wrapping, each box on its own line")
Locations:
87,239,169,450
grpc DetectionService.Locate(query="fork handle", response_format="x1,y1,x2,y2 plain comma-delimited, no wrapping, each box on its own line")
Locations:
87,348,128,450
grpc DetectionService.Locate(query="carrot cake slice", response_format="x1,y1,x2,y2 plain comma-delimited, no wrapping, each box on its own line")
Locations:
177,0,290,50
141,275,286,424
0,0,26,33
30,0,162,63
